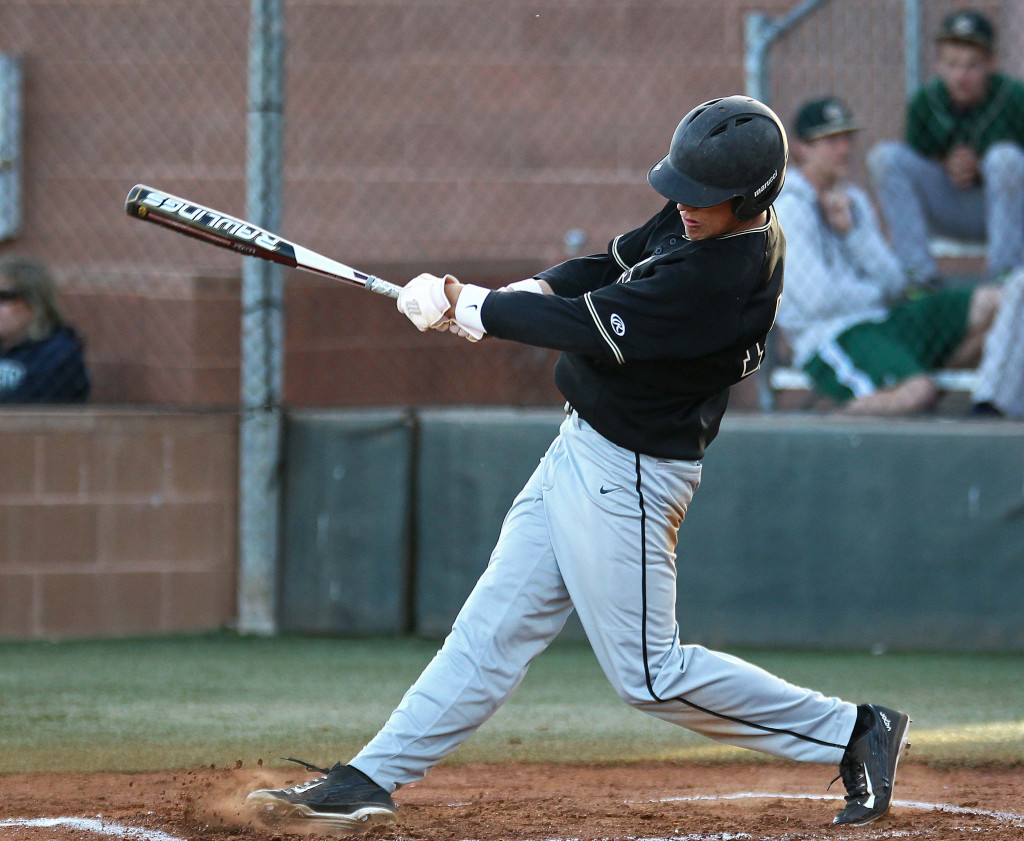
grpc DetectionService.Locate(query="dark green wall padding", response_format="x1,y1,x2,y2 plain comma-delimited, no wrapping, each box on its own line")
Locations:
682,415,1024,651
412,410,564,638
280,409,1024,650
280,410,414,634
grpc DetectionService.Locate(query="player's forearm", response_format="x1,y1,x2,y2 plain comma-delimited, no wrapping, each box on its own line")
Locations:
445,279,613,357
442,277,554,310
481,289,607,354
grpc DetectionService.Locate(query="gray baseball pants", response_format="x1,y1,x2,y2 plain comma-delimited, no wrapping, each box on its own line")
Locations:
867,140,1024,280
973,266,1024,416
351,411,857,792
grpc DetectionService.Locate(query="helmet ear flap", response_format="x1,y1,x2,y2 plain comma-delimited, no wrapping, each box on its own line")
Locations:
731,190,773,222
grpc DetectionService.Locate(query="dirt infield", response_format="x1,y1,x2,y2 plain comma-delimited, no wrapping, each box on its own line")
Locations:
2,761,1023,841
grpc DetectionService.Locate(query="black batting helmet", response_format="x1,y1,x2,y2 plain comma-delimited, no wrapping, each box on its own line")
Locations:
648,95,788,222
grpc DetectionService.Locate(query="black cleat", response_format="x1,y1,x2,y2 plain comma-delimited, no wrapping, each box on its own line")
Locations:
832,704,911,826
246,758,396,834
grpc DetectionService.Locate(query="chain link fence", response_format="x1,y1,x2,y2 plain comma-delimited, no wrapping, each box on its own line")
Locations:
1,1,1023,416
0,2,250,407
758,0,1024,416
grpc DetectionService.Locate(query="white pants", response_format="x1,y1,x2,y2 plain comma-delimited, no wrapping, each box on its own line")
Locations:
973,266,1024,416
351,412,857,792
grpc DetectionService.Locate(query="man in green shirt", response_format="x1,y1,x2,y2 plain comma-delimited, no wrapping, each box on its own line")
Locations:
868,9,1024,284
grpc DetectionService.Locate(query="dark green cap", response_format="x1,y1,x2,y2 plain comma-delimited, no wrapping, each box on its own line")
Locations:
937,9,994,52
794,97,859,142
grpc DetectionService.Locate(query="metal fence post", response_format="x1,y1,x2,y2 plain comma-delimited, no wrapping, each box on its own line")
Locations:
744,11,781,411
744,13,774,107
0,54,22,241
904,0,921,97
744,0,830,412
237,0,285,635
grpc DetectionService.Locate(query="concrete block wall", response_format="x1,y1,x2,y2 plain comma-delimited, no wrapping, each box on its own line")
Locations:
0,410,238,639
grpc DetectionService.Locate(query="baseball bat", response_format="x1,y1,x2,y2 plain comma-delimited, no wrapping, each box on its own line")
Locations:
124,184,401,299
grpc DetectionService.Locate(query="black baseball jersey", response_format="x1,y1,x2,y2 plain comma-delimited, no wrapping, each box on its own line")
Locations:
479,200,785,460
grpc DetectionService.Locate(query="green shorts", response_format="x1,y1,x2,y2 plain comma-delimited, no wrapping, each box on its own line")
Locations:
804,288,972,403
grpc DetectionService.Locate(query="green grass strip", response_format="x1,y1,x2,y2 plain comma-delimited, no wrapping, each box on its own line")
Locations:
0,634,1020,773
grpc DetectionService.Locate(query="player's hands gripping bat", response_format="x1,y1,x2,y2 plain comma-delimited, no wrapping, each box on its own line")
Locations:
124,184,401,299
396,273,485,341
397,273,454,331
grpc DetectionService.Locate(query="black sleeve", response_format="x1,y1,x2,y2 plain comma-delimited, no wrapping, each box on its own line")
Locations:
481,289,615,359
535,254,623,298
481,237,769,364
582,251,747,361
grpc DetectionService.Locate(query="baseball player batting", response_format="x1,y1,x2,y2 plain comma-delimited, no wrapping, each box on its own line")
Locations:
246,95,911,834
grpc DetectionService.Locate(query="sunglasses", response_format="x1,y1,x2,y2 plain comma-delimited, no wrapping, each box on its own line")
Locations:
0,289,23,302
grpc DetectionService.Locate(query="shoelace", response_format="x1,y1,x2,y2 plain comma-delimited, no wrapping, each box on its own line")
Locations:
283,757,331,774
279,757,332,793
828,755,866,802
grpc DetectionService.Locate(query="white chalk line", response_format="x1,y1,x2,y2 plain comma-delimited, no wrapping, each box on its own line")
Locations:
0,817,186,841
3,793,1021,841
644,792,1024,825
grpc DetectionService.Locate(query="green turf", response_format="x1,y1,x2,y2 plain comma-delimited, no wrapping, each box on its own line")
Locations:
0,634,1020,773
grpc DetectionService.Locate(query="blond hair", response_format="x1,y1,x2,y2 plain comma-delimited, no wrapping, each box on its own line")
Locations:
0,256,66,341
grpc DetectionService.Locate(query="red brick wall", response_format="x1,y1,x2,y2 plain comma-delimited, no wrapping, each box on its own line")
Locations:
60,271,242,407
4,1,1009,410
0,0,794,409
0,410,238,639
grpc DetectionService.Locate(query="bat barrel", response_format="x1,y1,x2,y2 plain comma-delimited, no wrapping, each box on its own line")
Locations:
125,184,403,300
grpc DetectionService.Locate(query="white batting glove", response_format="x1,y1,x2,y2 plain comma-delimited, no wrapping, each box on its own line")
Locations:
397,273,452,332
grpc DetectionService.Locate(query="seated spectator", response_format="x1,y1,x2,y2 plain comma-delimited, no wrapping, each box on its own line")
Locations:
774,96,1001,415
868,9,1024,284
0,256,90,403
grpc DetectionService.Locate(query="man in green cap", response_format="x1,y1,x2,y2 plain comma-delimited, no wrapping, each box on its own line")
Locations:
868,9,1024,285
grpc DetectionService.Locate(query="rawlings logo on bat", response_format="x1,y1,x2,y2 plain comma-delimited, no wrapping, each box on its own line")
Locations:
136,189,283,252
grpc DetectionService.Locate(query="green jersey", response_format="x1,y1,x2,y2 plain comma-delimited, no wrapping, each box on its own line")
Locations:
906,72,1024,158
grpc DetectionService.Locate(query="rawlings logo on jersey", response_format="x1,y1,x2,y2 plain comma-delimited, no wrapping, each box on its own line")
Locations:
584,293,625,364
